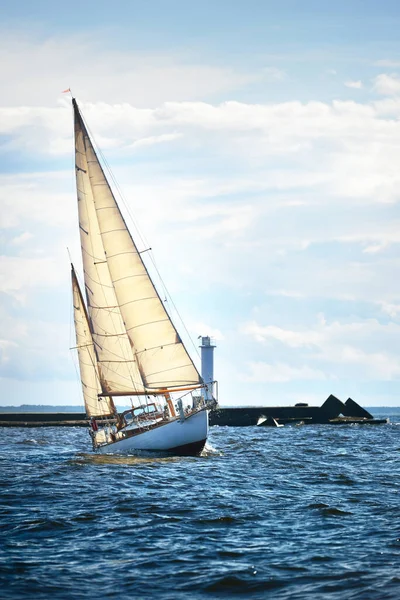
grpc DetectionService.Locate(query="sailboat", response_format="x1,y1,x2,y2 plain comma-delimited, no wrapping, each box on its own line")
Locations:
70,97,215,455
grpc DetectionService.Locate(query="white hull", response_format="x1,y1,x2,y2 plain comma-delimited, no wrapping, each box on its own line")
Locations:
97,409,208,455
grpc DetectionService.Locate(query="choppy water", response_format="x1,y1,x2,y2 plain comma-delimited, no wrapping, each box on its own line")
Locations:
1,411,399,599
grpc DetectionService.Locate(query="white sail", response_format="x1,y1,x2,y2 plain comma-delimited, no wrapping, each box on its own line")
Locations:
73,100,201,392
74,104,146,395
71,266,114,417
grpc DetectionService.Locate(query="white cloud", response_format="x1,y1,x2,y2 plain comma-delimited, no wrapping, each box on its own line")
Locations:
0,30,265,108
268,290,305,298
2,29,400,404
0,308,71,381
0,340,18,366
373,73,400,96
262,67,286,81
241,321,321,347
0,171,74,229
241,316,400,381
379,302,400,318
242,361,327,383
339,347,400,379
363,243,387,254
0,255,67,298
11,232,33,245
2,103,400,313
345,80,363,89
128,132,183,149
373,60,400,68
0,377,83,406
189,323,225,341
3,95,400,209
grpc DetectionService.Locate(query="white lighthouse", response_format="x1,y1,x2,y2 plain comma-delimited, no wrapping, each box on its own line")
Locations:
199,336,216,402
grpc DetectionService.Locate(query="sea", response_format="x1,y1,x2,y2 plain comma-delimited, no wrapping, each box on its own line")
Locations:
0,409,399,599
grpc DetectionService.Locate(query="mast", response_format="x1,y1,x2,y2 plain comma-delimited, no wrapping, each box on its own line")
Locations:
73,98,202,394
71,265,115,417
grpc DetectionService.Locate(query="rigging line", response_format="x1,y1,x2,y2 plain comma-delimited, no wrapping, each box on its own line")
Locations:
71,270,108,412
81,245,105,262
70,343,94,350
95,332,142,339
145,254,201,361
78,161,144,394
134,340,180,355
88,318,127,337
77,152,141,388
88,305,120,310
81,117,176,301
90,334,145,395
103,249,147,259
145,362,195,377
84,118,201,362
81,382,100,392
113,274,149,285
82,269,115,290
77,107,199,396
94,353,141,376
125,317,169,331
78,117,155,394
90,341,140,372
86,344,108,398
99,188,199,361
70,348,86,409
70,296,90,413
82,117,150,251
69,287,85,412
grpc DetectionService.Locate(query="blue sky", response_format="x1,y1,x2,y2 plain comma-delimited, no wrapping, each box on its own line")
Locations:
2,0,400,407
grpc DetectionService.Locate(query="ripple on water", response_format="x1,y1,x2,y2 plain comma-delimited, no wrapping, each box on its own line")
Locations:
0,418,399,599
320,507,354,517
204,573,287,593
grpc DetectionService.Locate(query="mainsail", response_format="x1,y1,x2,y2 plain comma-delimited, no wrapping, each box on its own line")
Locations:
73,99,202,395
71,266,115,417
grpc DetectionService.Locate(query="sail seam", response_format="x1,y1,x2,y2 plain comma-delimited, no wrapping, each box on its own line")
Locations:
146,363,196,377
115,294,157,304
125,318,170,331
94,333,131,338
83,271,115,290
81,246,107,262
100,228,129,234
106,251,144,259
135,341,180,354
90,319,128,336
88,305,120,309
113,275,150,284
96,207,121,212
93,343,141,365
